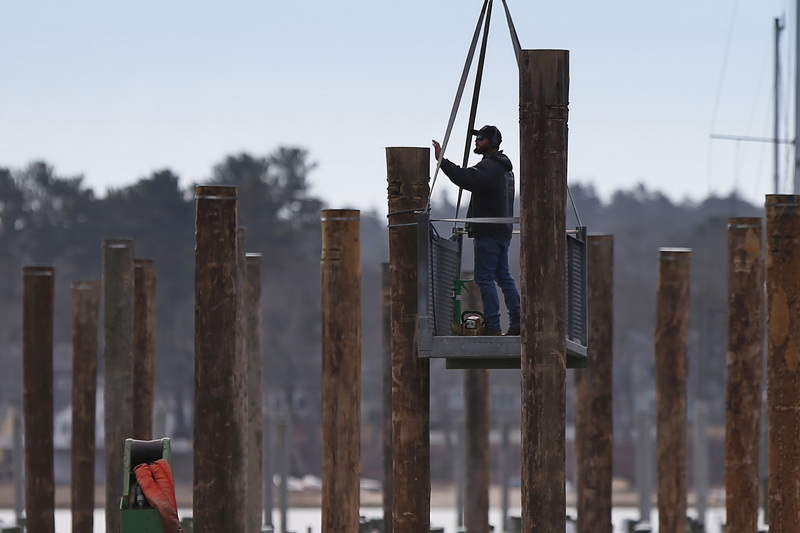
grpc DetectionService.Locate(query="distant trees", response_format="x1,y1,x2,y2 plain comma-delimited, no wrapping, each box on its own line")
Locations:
208,150,325,464
0,150,765,481
565,183,760,431
0,149,332,439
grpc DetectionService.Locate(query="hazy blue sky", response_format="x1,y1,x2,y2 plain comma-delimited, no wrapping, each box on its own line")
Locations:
1,1,795,213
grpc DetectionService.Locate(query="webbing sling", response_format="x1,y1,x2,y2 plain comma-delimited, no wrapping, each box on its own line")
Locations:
427,0,524,216
428,0,490,211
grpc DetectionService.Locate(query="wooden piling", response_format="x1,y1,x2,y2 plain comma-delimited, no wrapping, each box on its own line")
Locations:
102,239,135,533
455,425,465,528
635,410,654,522
386,147,430,533
193,185,244,533
264,412,274,527
381,262,393,533
655,248,690,533
765,195,800,531
693,402,710,524
133,258,155,440
236,228,249,530
464,368,489,533
519,49,569,532
71,280,100,533
13,408,23,525
725,217,763,533
22,265,55,533
246,252,264,533
321,209,361,533
499,421,511,533
575,234,614,533
462,274,490,533
277,417,289,533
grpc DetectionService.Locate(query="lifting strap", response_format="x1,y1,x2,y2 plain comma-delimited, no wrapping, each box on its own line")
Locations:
454,0,494,223
427,0,583,229
500,0,522,66
429,0,522,212
428,0,491,211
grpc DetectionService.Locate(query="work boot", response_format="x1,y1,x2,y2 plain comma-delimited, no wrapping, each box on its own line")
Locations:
484,328,502,336
505,326,520,336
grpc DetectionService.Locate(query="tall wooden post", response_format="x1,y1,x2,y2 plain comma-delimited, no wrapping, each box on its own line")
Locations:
655,248,690,533
454,425,465,529
277,417,289,533
693,402,710,525
726,218,763,533
519,49,569,532
236,228,249,528
13,408,24,525
194,185,244,533
765,195,800,530
462,274,490,533
386,147,430,533
246,252,264,533
464,370,489,533
499,421,511,533
575,234,614,533
71,280,100,533
381,262,393,533
321,209,362,532
22,266,55,533
264,412,274,527
635,410,654,522
103,239,135,533
133,258,155,440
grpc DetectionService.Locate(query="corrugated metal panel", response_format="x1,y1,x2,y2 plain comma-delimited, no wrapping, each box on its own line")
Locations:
428,232,460,336
417,211,588,369
566,228,588,347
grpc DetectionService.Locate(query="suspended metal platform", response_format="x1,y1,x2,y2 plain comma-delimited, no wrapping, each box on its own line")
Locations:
417,211,588,370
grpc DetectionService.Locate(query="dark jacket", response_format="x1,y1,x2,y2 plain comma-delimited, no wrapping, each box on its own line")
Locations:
440,151,515,239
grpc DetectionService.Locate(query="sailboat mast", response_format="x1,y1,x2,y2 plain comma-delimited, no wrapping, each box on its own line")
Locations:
794,2,800,192
776,17,784,194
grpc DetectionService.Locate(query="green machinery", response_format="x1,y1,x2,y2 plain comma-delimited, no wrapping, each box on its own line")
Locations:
120,437,172,533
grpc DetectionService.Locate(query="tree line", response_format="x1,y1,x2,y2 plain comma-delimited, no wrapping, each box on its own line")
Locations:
0,148,764,481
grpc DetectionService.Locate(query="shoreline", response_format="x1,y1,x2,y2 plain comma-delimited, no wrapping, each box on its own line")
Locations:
0,481,724,510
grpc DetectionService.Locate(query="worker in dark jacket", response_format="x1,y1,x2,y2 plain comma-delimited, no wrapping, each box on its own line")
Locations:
432,125,520,336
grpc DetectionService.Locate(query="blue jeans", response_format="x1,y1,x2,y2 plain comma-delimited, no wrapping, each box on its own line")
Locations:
473,238,520,332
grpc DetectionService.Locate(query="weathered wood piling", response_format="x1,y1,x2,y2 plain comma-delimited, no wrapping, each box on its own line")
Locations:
463,274,490,533
380,262,393,533
102,239,135,533
725,217,763,533
765,195,800,531
519,48,569,532
193,185,245,533
246,252,264,533
321,209,362,532
386,147,431,533
655,248,690,533
575,234,614,533
133,258,155,440
71,280,100,533
23,265,56,533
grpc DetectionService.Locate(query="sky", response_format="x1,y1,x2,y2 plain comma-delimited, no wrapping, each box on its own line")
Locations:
1,0,797,215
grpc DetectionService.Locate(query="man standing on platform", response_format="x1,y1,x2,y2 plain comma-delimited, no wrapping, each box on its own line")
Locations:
432,124,521,336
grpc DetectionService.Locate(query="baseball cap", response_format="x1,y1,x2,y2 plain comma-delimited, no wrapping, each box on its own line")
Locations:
472,125,502,146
